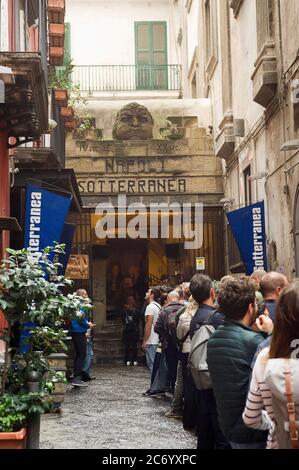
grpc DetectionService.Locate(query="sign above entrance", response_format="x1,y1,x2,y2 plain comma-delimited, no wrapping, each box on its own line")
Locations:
77,177,187,194
196,257,205,271
66,255,89,279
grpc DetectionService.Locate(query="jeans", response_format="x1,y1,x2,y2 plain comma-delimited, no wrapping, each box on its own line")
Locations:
196,389,230,449
165,343,179,392
145,344,157,373
124,342,138,363
83,339,93,374
229,441,266,449
71,332,87,378
181,353,196,428
150,351,168,392
171,360,183,413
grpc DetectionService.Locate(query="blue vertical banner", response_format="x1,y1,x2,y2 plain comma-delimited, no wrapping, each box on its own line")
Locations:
21,184,72,353
58,223,76,275
226,201,268,275
24,183,72,255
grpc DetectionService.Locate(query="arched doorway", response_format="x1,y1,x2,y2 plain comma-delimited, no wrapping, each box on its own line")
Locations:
295,187,299,276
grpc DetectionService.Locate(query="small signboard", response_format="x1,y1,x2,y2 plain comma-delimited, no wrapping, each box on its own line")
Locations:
196,257,205,271
66,255,89,279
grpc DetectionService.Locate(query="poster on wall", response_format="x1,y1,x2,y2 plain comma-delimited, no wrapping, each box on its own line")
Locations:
196,257,205,271
65,254,89,279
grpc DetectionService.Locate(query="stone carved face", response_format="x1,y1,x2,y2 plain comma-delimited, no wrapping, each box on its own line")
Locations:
113,102,154,140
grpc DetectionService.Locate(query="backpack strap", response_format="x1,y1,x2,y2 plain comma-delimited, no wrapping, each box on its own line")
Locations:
284,359,299,449
151,301,161,310
179,329,190,347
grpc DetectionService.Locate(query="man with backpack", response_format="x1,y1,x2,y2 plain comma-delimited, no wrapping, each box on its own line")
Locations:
188,274,229,449
154,290,183,393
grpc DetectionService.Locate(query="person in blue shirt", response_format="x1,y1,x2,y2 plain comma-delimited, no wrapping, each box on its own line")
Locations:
70,289,95,387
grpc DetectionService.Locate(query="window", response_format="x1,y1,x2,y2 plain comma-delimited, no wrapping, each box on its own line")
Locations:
205,0,211,60
135,22,168,90
204,0,218,78
243,166,252,206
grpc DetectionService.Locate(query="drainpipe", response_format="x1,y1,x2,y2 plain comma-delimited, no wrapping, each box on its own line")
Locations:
0,129,10,258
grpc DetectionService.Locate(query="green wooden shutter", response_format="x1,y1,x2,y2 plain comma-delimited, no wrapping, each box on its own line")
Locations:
63,22,71,65
135,22,167,90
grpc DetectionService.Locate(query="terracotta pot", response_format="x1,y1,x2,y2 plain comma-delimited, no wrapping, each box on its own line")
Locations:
60,106,74,120
49,46,64,66
0,428,27,449
48,0,65,24
49,23,65,47
54,89,68,107
64,120,76,131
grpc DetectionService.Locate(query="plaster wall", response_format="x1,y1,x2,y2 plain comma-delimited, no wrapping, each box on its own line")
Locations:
65,0,179,66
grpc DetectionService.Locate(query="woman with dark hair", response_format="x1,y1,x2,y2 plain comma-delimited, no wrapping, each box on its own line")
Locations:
107,263,122,307
121,295,140,366
243,280,299,449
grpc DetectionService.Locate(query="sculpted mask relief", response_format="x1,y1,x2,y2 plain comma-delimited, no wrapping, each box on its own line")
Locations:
112,102,154,140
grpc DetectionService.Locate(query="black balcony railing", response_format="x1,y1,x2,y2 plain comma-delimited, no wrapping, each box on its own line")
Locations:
67,65,182,92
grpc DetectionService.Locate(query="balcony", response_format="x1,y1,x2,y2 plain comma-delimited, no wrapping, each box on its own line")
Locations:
66,65,182,96
0,53,48,144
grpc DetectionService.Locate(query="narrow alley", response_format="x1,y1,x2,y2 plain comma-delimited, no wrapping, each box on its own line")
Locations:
40,365,196,449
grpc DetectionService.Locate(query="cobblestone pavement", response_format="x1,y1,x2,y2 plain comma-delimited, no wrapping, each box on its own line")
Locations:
40,365,196,449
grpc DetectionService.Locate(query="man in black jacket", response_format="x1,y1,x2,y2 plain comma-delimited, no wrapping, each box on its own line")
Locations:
207,277,272,449
189,274,229,449
154,290,183,392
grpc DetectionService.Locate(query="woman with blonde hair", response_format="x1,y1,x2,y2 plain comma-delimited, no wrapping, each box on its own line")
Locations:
243,280,299,449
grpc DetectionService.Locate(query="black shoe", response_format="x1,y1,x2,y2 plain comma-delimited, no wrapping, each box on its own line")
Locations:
81,371,91,382
143,389,165,397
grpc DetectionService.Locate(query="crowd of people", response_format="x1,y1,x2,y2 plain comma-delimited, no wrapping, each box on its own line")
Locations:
69,271,299,450
138,271,299,450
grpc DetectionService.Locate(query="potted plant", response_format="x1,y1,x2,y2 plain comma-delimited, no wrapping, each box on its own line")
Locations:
60,106,75,121
54,89,68,107
159,119,184,140
0,395,27,449
48,0,65,24
64,119,76,132
74,114,103,140
49,60,87,108
0,244,91,448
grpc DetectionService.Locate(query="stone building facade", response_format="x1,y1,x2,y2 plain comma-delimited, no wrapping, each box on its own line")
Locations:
176,0,299,277
66,100,224,329
64,0,225,328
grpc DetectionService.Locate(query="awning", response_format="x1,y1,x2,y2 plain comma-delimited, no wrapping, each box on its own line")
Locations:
14,168,82,213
